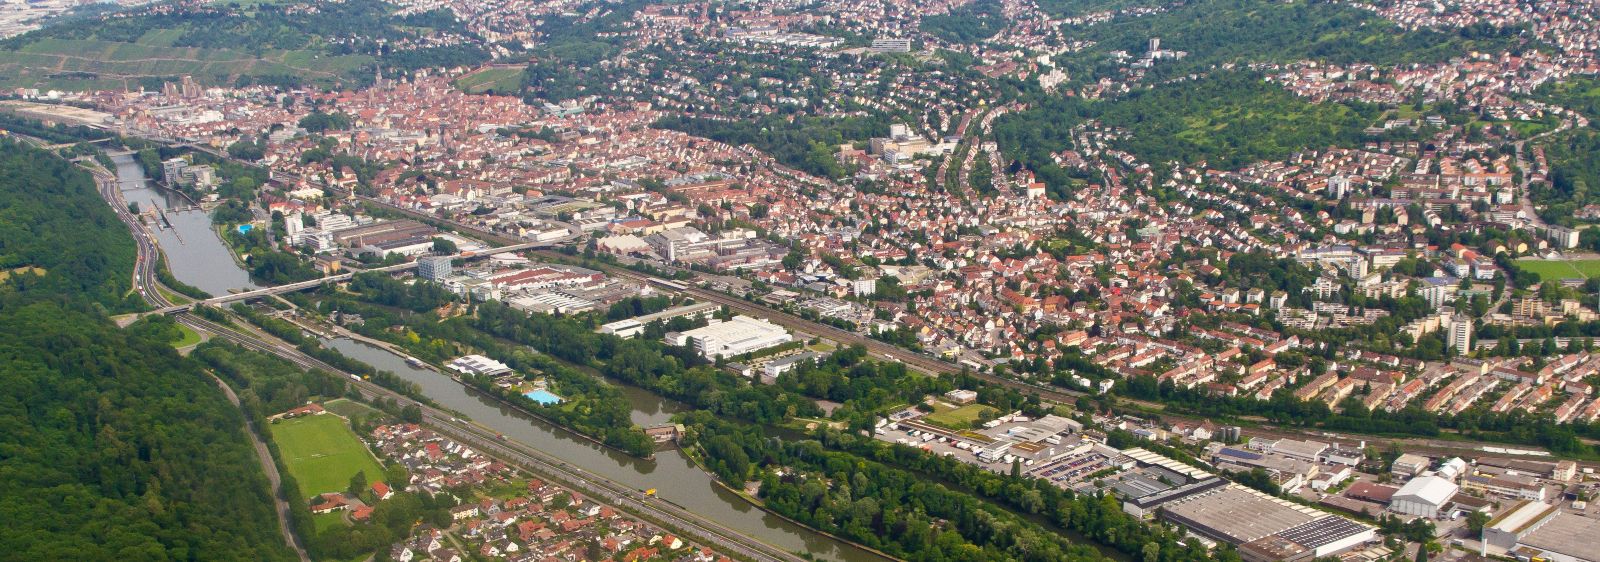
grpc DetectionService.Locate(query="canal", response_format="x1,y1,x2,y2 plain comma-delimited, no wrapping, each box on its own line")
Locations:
112,152,259,296
320,336,891,562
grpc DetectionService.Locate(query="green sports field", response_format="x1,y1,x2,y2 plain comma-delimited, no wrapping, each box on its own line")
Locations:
1515,258,1600,281
268,414,385,499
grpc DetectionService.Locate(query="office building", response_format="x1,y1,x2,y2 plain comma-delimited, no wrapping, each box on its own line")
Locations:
417,255,453,282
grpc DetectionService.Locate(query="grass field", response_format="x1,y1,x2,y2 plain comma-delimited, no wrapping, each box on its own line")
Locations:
321,398,381,419
455,67,524,94
311,511,347,533
1515,258,1600,281
171,323,202,348
269,414,385,499
925,403,997,429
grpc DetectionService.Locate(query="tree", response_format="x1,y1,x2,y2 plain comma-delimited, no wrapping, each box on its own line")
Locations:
228,139,266,161
431,237,458,255
400,404,423,424
1466,510,1490,534
348,471,368,497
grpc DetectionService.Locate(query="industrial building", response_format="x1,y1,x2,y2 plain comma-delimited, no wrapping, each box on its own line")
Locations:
761,351,826,382
869,37,912,53
1115,451,1375,559
329,219,439,257
1483,500,1599,562
1389,474,1459,517
1126,477,1375,558
667,315,791,359
1390,453,1430,476
598,302,719,338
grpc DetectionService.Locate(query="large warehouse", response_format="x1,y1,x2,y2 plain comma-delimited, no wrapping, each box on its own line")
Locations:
667,315,792,359
1483,500,1599,562
1390,475,1458,517
1122,469,1376,561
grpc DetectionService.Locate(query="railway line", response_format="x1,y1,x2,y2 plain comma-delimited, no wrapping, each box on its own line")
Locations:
90,154,808,562
123,133,1600,472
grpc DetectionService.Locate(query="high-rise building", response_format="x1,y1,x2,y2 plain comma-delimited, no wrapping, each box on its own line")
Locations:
1148,37,1161,53
1449,314,1472,356
417,255,453,282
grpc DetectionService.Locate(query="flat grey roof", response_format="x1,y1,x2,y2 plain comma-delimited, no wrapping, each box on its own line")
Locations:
1519,512,1600,560
1160,485,1318,544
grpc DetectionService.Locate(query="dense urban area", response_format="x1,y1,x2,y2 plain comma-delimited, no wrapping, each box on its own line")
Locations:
3,0,1600,561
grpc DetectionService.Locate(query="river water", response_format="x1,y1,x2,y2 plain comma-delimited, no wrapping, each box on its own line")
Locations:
112,153,258,296
112,154,1108,562
319,336,889,562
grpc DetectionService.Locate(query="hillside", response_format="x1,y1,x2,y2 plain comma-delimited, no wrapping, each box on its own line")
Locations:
0,139,296,560
0,0,487,90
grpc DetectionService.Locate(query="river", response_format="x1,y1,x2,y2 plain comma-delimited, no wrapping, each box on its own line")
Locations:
319,336,891,562
112,153,258,296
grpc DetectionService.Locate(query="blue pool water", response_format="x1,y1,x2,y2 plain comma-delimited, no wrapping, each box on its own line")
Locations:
523,389,563,405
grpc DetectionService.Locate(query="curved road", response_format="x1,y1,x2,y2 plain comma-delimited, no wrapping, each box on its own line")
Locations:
90,156,807,562
90,163,312,562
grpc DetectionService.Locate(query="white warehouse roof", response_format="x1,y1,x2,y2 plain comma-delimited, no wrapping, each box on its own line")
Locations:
1393,475,1458,507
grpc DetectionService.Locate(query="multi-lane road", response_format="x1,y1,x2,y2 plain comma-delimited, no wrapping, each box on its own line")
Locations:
90,161,312,562
114,132,1600,477
89,155,809,562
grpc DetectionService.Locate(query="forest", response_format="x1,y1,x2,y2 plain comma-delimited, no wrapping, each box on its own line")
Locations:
0,0,486,85
921,0,1007,43
1056,0,1523,81
1531,78,1600,227
655,113,889,179
0,138,141,312
994,71,1382,196
0,140,294,559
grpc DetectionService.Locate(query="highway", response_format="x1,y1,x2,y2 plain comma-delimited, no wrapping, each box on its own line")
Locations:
89,153,808,562
89,160,312,562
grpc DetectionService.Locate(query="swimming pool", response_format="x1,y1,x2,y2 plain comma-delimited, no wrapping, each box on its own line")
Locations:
522,388,564,405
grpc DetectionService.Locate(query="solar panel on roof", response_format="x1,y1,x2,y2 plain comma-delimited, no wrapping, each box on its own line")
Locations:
1275,516,1369,549
1219,447,1263,460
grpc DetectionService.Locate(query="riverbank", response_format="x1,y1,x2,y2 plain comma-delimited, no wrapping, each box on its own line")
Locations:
680,443,904,562
309,319,655,460
309,325,889,562
110,152,258,296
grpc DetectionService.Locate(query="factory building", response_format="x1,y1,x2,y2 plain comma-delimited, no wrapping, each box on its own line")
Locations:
667,315,792,359
1390,475,1459,517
